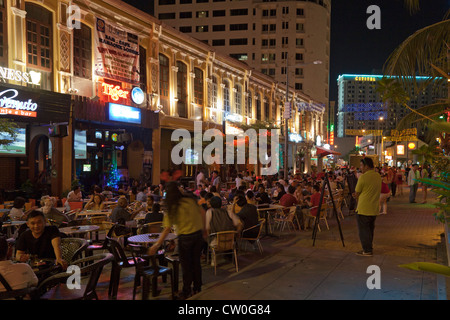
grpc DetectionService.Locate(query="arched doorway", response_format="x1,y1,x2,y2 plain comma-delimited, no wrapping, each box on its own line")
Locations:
28,134,51,195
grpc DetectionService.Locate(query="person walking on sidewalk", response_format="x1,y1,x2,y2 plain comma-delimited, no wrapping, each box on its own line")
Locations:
379,173,390,215
421,164,430,204
407,164,420,203
353,158,381,256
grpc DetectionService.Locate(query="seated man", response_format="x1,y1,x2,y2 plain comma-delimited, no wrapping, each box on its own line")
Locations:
279,185,298,208
301,185,321,229
15,210,68,270
231,194,259,239
144,203,164,224
0,236,38,292
255,185,271,205
205,196,242,247
40,196,69,226
110,197,142,224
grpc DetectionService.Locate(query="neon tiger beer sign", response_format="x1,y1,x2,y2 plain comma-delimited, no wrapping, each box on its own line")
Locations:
101,83,129,101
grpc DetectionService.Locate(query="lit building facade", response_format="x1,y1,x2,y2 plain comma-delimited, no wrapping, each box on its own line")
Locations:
0,0,326,198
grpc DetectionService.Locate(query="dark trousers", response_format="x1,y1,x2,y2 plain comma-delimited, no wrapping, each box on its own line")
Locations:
390,182,397,197
178,230,203,296
409,184,418,203
356,214,377,253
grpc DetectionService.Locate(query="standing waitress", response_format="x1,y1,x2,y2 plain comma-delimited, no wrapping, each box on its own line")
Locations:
148,181,205,299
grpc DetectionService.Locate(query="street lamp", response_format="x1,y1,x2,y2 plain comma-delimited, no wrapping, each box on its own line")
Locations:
283,58,322,180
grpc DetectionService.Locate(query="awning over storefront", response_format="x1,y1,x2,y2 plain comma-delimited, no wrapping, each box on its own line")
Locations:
316,146,341,157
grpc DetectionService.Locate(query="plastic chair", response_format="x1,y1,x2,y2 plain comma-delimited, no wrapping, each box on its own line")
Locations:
208,231,238,275
68,202,83,211
60,238,88,264
36,253,114,300
240,218,265,254
128,244,174,300
106,236,146,299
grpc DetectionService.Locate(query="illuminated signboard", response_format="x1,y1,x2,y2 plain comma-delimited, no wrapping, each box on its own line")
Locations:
397,145,405,155
408,142,416,150
354,76,376,82
102,83,130,101
289,133,303,143
108,103,141,124
131,87,145,105
0,67,41,86
0,88,38,117
329,124,334,145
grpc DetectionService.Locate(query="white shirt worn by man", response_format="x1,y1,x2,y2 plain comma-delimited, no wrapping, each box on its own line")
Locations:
408,169,419,186
0,260,38,292
196,172,205,187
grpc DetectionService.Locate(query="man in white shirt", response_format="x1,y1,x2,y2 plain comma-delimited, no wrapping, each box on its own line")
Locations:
0,237,38,292
408,164,420,203
235,174,243,189
196,169,206,189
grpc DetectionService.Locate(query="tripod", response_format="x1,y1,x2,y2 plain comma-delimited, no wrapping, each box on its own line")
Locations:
312,172,345,247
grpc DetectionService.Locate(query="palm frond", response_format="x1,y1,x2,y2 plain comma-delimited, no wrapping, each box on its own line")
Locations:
402,0,420,14
383,19,450,92
396,101,450,130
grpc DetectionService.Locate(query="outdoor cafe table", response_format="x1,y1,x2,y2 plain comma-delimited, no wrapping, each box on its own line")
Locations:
2,220,26,238
59,225,100,240
256,204,285,237
76,210,111,218
127,233,177,247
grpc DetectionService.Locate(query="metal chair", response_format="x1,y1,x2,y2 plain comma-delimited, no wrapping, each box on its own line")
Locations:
208,231,239,275
137,222,163,234
240,218,265,254
35,253,114,300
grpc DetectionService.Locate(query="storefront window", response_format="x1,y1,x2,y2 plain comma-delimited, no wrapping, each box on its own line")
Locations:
223,80,230,113
211,75,218,108
234,84,242,115
26,3,52,91
193,67,203,106
247,92,252,118
176,61,188,118
139,46,147,91
73,23,92,80
264,98,269,120
256,93,261,120
159,54,170,114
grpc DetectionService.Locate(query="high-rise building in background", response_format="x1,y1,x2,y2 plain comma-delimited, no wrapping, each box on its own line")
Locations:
154,0,331,110
336,74,448,138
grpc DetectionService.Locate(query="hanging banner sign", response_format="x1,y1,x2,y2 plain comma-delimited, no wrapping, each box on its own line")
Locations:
94,17,140,84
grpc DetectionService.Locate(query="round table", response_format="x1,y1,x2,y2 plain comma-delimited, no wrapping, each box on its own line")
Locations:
59,225,100,239
2,220,26,237
127,233,177,246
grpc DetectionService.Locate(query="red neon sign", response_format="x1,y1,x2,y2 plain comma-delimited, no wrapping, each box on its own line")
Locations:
101,83,129,101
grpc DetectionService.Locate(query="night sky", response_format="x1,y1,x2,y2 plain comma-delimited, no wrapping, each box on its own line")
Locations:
330,0,448,102
122,0,448,103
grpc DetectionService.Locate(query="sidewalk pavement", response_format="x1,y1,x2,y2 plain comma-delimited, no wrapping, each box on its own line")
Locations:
94,186,447,300
191,186,447,300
